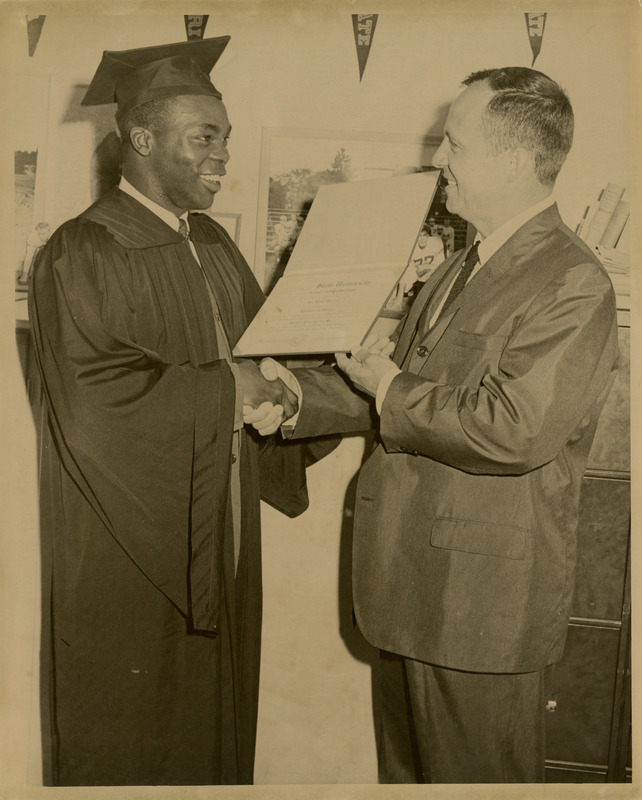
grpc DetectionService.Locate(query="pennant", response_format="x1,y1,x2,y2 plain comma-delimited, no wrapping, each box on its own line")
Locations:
26,15,46,57
524,13,547,66
351,14,378,81
184,15,209,40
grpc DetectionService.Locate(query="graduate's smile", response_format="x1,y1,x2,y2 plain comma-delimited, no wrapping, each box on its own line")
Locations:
199,172,224,192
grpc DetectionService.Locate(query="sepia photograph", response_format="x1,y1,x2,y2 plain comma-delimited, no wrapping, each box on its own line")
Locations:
1,2,638,799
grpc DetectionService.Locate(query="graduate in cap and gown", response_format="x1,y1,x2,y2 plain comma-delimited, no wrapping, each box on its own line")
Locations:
29,37,329,787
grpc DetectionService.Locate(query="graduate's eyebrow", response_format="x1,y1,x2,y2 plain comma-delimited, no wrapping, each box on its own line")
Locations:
198,122,232,136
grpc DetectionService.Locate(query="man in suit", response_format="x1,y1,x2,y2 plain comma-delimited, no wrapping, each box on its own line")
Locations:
249,66,619,782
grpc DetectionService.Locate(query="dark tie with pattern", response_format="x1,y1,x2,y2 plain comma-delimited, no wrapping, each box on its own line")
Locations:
178,217,190,241
436,241,480,323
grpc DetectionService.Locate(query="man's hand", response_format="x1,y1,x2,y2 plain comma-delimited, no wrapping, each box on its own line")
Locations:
335,334,397,398
243,401,285,435
237,360,298,435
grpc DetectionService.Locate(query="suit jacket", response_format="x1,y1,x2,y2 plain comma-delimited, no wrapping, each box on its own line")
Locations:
291,204,619,673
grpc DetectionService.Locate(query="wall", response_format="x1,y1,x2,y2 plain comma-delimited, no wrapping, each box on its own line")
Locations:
2,0,637,795
17,4,635,266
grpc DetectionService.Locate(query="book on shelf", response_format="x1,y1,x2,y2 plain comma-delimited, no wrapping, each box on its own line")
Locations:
596,245,629,298
575,201,599,240
615,216,630,253
599,200,629,248
575,182,630,305
595,245,629,274
582,183,626,248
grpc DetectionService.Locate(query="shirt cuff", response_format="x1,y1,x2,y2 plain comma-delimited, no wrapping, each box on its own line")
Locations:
375,366,402,415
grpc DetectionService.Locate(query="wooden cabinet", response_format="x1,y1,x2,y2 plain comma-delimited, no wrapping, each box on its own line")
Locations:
544,321,631,783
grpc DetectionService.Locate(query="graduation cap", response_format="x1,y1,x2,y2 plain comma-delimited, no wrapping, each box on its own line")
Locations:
81,36,230,115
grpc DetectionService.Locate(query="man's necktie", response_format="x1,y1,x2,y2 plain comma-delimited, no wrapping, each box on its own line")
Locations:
178,217,190,241
435,241,480,322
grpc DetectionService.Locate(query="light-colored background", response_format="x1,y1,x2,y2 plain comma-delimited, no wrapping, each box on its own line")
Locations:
1,1,639,799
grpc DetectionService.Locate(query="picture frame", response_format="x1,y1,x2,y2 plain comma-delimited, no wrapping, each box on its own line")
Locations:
208,211,242,245
255,128,443,293
14,72,51,309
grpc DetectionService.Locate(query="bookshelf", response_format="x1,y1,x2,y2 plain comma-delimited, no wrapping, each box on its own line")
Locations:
575,183,630,310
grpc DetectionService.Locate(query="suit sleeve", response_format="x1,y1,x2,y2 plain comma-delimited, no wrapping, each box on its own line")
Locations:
30,223,235,630
380,261,619,475
285,364,378,439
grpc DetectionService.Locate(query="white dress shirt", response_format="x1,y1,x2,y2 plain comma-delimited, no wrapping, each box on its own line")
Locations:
120,176,189,232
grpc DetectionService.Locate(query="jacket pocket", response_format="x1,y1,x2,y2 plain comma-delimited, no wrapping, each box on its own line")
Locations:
431,517,527,560
421,328,509,387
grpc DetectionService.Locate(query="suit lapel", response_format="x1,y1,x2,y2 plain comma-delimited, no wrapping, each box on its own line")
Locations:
393,250,464,366
397,204,566,359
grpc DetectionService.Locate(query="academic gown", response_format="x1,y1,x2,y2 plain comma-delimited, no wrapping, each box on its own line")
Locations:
29,188,305,786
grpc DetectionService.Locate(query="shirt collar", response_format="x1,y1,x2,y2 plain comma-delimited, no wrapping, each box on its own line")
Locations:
476,195,555,265
119,177,189,233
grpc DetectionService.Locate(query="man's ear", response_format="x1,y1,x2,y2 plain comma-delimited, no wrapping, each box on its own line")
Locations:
129,127,153,156
506,147,534,182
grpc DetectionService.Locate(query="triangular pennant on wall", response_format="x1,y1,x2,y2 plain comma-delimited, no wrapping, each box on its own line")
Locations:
184,15,210,40
27,15,46,57
524,13,547,66
351,14,378,81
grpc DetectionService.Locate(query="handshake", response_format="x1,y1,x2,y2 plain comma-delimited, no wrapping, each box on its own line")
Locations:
237,359,299,436
237,334,398,436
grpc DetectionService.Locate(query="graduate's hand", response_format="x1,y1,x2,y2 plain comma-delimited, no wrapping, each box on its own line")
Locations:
237,360,299,427
335,334,397,398
242,358,302,435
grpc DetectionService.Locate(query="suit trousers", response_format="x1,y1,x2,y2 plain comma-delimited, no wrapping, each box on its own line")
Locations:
375,650,546,784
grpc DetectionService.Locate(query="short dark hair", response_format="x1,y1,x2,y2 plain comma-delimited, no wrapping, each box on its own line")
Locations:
116,96,177,146
463,67,574,185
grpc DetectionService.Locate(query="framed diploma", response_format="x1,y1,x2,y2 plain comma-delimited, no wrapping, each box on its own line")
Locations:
234,171,440,356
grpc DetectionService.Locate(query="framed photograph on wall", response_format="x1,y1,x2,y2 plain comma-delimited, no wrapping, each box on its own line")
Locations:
14,73,51,311
208,211,242,245
256,130,438,288
255,128,471,320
